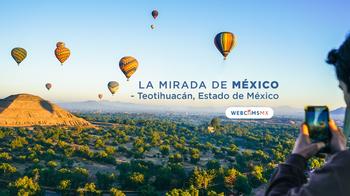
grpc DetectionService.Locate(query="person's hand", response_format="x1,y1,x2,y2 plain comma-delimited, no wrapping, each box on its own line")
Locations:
329,119,347,153
292,124,325,159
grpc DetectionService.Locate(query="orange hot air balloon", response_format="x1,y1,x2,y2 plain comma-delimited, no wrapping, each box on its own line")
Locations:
214,32,236,60
45,83,52,90
55,42,70,65
119,56,138,81
98,94,103,100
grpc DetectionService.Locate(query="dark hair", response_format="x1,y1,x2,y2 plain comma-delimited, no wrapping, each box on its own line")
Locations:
327,35,350,91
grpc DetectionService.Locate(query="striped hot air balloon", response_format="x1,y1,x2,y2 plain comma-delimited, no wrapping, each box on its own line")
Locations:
119,56,138,81
55,42,70,65
11,47,27,65
214,32,236,60
108,81,119,95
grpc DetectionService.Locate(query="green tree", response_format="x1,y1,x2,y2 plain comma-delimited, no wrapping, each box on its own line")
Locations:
47,161,58,168
0,163,17,177
77,182,101,195
250,165,267,188
0,152,12,161
166,185,199,196
105,146,116,155
96,172,116,190
190,148,201,164
10,136,28,149
207,190,224,196
9,176,40,196
210,118,221,129
58,180,71,193
95,138,105,148
110,187,125,196
160,145,170,156
206,160,221,170
224,168,238,192
235,174,251,194
169,153,183,163
129,172,145,188
227,144,239,156
190,167,216,191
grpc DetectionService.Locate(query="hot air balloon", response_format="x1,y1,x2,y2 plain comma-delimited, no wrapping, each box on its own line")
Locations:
214,32,236,60
98,94,103,100
55,42,70,65
152,10,158,19
11,47,27,65
108,81,119,95
119,56,138,81
45,83,52,90
151,10,158,29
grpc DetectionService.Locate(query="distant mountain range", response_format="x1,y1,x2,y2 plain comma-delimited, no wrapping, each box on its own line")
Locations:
331,107,346,115
58,100,224,114
58,100,346,118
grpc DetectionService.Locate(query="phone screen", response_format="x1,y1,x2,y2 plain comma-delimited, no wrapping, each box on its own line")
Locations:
305,106,330,143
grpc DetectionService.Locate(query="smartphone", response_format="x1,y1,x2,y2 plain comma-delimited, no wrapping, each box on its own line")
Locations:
305,106,331,152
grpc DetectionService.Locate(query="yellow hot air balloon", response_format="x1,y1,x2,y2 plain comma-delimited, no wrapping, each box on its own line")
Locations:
108,81,119,95
11,47,27,65
214,32,236,60
119,56,138,81
55,42,70,65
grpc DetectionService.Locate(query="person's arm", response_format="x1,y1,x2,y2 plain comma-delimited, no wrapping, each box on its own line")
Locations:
265,120,347,196
265,154,307,196
265,124,325,196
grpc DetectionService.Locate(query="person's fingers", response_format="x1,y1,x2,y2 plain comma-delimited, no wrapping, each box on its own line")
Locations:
329,119,339,133
299,124,312,144
329,119,346,140
314,142,326,150
305,142,326,157
301,123,309,136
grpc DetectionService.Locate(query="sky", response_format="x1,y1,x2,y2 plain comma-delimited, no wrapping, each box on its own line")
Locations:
0,0,349,109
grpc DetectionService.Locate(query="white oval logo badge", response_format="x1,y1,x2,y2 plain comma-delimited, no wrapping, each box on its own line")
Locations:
225,107,274,119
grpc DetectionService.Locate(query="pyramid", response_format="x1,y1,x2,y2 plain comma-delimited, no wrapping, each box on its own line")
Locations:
0,94,92,127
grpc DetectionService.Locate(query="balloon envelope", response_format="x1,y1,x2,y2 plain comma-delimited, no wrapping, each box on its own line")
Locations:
152,10,158,19
55,42,70,65
98,94,103,99
214,32,236,60
45,83,52,90
11,47,27,65
108,81,119,95
119,56,138,81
